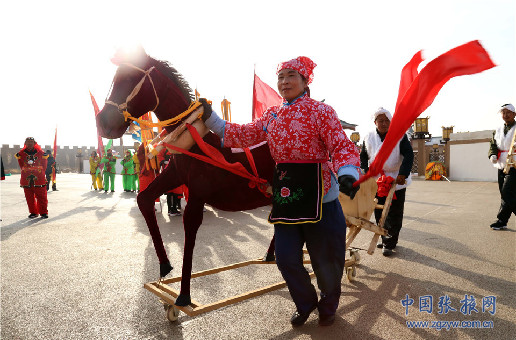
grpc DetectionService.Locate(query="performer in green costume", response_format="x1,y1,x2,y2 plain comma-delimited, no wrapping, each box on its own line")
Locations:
100,148,118,192
121,150,136,192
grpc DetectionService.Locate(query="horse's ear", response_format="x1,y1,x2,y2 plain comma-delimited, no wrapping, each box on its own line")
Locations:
111,45,147,66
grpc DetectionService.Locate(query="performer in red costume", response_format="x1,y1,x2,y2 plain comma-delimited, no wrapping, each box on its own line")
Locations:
202,56,360,327
15,137,49,218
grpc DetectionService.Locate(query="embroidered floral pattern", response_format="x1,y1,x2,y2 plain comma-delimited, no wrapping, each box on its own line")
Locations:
274,187,303,204
280,187,290,197
224,94,360,195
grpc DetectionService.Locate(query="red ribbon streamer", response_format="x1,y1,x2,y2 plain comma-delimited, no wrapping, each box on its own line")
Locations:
162,124,270,196
354,40,495,187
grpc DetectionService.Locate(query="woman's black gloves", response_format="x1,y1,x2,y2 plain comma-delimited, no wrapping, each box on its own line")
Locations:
338,175,360,200
199,98,212,122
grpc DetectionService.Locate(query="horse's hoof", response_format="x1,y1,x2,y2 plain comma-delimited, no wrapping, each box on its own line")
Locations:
262,252,275,262
175,294,191,307
160,262,173,278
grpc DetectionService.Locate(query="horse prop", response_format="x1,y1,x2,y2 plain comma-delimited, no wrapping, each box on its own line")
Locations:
95,48,276,306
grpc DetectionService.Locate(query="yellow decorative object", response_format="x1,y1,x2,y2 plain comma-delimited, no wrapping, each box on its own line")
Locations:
221,98,232,122
425,162,446,180
122,100,206,128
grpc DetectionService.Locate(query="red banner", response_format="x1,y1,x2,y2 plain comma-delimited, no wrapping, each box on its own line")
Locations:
252,74,282,121
89,91,105,158
355,40,496,187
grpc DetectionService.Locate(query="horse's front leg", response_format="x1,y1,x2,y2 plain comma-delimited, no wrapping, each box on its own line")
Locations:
175,197,205,307
136,168,181,277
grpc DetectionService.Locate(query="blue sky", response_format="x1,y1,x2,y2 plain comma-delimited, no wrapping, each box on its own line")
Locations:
1,0,514,147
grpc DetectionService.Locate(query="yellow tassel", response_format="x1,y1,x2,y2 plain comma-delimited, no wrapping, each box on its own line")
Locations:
122,100,204,128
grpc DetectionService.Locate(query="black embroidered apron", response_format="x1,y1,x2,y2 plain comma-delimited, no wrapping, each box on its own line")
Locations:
268,162,324,224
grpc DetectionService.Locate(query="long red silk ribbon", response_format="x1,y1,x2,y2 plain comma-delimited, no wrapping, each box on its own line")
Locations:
162,124,270,196
354,40,495,187
395,51,424,114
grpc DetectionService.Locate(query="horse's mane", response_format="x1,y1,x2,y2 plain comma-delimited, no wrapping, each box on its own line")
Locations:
149,56,194,104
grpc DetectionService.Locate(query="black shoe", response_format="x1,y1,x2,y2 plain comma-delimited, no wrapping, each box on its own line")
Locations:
382,248,393,256
290,305,317,327
319,314,335,326
40,214,48,219
376,242,383,249
111,190,115,193
490,220,507,230
104,190,108,193
28,213,38,218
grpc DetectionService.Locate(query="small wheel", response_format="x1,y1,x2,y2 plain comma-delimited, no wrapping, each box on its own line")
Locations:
346,267,355,282
166,304,180,322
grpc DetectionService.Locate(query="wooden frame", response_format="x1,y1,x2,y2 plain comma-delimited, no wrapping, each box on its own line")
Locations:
144,249,360,319
339,178,395,255
144,177,395,320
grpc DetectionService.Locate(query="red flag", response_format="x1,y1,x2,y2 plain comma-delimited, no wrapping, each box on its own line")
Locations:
252,73,282,121
356,40,496,187
89,91,105,158
52,127,57,182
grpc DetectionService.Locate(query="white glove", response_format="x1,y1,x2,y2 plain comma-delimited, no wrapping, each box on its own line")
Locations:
490,155,498,164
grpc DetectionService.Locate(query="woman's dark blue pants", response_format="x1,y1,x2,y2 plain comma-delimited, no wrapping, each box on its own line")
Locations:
274,199,347,317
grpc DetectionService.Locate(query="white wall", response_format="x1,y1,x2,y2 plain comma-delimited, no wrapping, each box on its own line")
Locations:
449,142,497,182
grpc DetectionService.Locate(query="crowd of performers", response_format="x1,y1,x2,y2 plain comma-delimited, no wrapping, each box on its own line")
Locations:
88,145,186,216
88,148,139,193
13,138,188,219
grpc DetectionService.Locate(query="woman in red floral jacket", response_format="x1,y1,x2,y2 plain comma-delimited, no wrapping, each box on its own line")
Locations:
15,137,49,218
202,57,360,327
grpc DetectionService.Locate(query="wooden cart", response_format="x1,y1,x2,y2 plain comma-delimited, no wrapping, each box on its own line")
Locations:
144,177,394,322
339,177,395,255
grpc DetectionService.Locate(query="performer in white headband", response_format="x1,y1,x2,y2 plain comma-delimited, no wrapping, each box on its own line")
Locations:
488,103,516,230
360,107,414,256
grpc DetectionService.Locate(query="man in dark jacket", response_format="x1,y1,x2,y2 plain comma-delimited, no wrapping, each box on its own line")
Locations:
45,150,57,191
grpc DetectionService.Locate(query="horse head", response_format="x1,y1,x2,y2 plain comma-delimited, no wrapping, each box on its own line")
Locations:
96,47,194,138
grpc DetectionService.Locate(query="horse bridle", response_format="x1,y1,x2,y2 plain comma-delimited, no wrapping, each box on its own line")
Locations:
105,63,160,114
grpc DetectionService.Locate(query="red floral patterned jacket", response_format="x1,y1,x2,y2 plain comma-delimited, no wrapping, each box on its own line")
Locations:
223,94,359,195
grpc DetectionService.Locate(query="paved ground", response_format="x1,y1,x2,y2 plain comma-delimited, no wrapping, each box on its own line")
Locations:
1,174,515,340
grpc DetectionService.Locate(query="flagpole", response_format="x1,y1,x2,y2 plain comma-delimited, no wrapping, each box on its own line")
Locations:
52,126,57,184
251,64,256,121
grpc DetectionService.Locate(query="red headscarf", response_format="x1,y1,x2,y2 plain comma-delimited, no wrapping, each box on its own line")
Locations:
277,56,317,85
